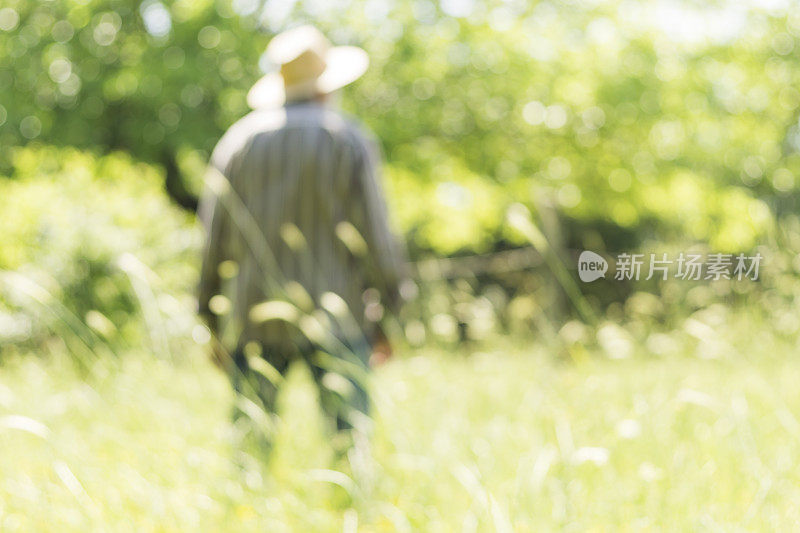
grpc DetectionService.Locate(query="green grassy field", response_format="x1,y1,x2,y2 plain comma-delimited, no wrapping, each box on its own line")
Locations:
2,340,800,532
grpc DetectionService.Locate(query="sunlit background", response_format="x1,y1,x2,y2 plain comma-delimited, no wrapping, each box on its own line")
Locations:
3,0,800,530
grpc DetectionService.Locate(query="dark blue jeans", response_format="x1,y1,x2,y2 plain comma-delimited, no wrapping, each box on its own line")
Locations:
231,337,370,432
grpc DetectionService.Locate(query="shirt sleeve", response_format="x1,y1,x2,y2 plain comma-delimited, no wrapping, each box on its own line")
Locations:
197,179,224,324
352,136,409,312
197,148,238,327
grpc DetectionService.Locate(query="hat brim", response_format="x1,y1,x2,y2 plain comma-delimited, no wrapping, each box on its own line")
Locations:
247,46,369,109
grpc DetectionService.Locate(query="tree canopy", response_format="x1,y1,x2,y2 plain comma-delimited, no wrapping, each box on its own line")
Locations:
2,0,800,255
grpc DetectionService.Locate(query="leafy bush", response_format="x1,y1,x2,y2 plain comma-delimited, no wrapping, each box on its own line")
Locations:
0,146,198,353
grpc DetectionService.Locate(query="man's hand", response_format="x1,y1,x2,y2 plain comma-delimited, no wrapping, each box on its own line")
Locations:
369,327,393,367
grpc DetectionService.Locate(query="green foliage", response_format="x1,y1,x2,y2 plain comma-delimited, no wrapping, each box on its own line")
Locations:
0,146,197,349
5,4,800,528
2,0,800,254
3,336,800,530
0,0,266,204
386,161,517,254
346,1,800,254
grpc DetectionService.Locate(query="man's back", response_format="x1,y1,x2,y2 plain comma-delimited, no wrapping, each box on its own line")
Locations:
198,102,404,350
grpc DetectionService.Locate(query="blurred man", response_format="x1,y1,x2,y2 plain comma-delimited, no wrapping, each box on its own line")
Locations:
198,26,406,447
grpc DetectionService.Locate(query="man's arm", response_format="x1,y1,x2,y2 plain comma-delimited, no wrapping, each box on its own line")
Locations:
352,136,409,313
197,166,231,335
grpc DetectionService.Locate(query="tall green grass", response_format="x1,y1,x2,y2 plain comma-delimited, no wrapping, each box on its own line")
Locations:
2,337,800,531
4,147,800,531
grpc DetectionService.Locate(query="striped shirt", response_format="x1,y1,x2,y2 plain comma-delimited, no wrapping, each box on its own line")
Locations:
198,102,406,351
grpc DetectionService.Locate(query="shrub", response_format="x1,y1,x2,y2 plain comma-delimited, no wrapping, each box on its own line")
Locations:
0,146,199,355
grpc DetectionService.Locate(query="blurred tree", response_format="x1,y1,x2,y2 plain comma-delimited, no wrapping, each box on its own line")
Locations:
1,0,799,256
0,0,267,210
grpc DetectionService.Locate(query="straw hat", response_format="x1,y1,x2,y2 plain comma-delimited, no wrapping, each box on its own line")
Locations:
247,26,369,109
